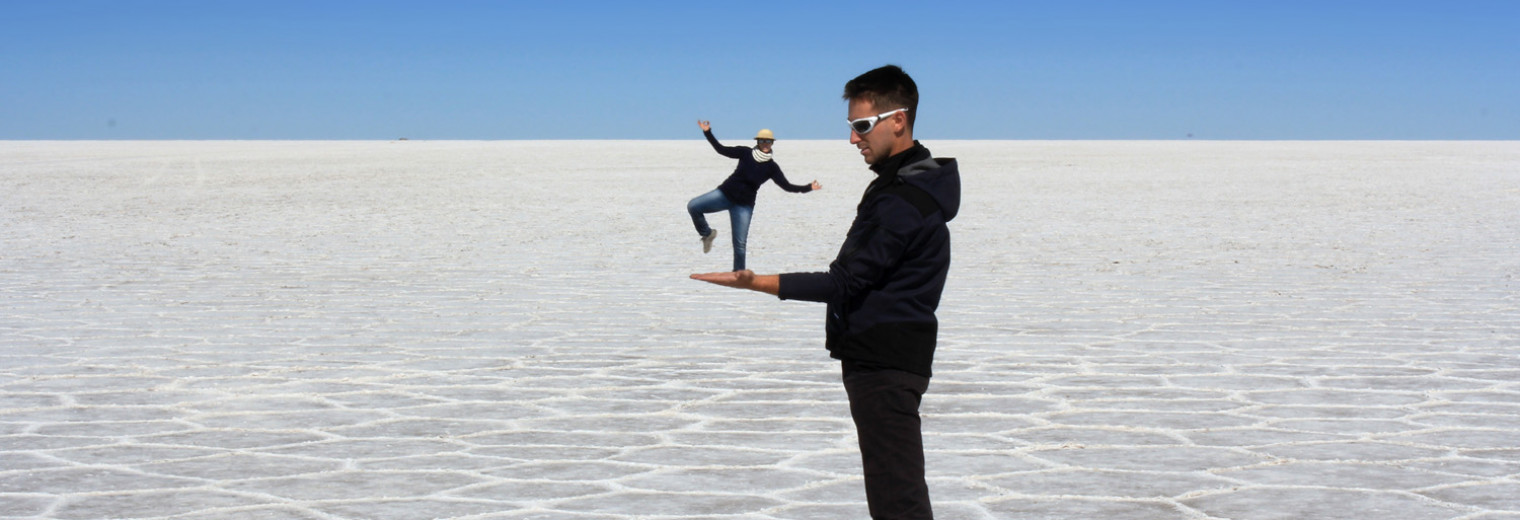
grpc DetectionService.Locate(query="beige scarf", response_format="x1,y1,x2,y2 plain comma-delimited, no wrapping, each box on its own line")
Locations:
752,148,772,163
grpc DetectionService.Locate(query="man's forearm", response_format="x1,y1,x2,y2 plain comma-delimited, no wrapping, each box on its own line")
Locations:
746,274,780,296
775,271,835,302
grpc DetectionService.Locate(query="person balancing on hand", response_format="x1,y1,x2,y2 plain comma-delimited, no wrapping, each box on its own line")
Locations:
686,120,821,271
691,65,960,520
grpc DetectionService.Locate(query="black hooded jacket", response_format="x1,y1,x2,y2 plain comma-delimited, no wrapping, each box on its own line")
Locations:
777,142,961,377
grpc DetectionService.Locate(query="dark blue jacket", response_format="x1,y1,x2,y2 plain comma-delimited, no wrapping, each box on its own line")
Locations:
705,129,812,207
777,143,961,377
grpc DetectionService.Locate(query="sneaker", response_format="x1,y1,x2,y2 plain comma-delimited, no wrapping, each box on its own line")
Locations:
701,230,718,253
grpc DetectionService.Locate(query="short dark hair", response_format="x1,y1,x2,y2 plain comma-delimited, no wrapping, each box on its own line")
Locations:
843,64,919,129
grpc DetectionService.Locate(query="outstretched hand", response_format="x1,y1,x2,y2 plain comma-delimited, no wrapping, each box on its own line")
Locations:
810,181,822,191
697,120,711,132
690,269,754,289
690,269,780,296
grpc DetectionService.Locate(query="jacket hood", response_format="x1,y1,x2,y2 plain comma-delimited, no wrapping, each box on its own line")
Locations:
899,157,961,222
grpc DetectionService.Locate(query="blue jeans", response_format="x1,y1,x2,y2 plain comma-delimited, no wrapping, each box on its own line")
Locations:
687,189,753,271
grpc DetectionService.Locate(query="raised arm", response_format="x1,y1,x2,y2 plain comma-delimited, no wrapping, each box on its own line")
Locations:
699,120,748,160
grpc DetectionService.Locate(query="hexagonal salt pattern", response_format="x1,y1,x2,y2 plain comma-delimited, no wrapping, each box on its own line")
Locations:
2,141,1518,519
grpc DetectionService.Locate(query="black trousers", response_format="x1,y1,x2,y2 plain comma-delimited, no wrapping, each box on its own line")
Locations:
843,361,933,520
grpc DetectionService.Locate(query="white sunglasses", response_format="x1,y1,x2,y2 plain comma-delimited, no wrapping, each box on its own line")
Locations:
848,108,908,135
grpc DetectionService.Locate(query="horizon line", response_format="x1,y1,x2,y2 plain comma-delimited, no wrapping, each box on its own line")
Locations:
5,138,1518,143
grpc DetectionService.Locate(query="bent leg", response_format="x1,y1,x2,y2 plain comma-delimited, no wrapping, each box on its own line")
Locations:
687,189,732,237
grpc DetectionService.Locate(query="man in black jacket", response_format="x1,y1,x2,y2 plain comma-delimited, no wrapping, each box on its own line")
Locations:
691,64,959,520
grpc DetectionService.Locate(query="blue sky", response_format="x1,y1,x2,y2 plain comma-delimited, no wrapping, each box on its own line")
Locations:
2,1,1516,140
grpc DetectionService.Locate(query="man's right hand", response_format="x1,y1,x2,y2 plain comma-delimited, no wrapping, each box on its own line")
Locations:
690,269,780,296
698,120,711,132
